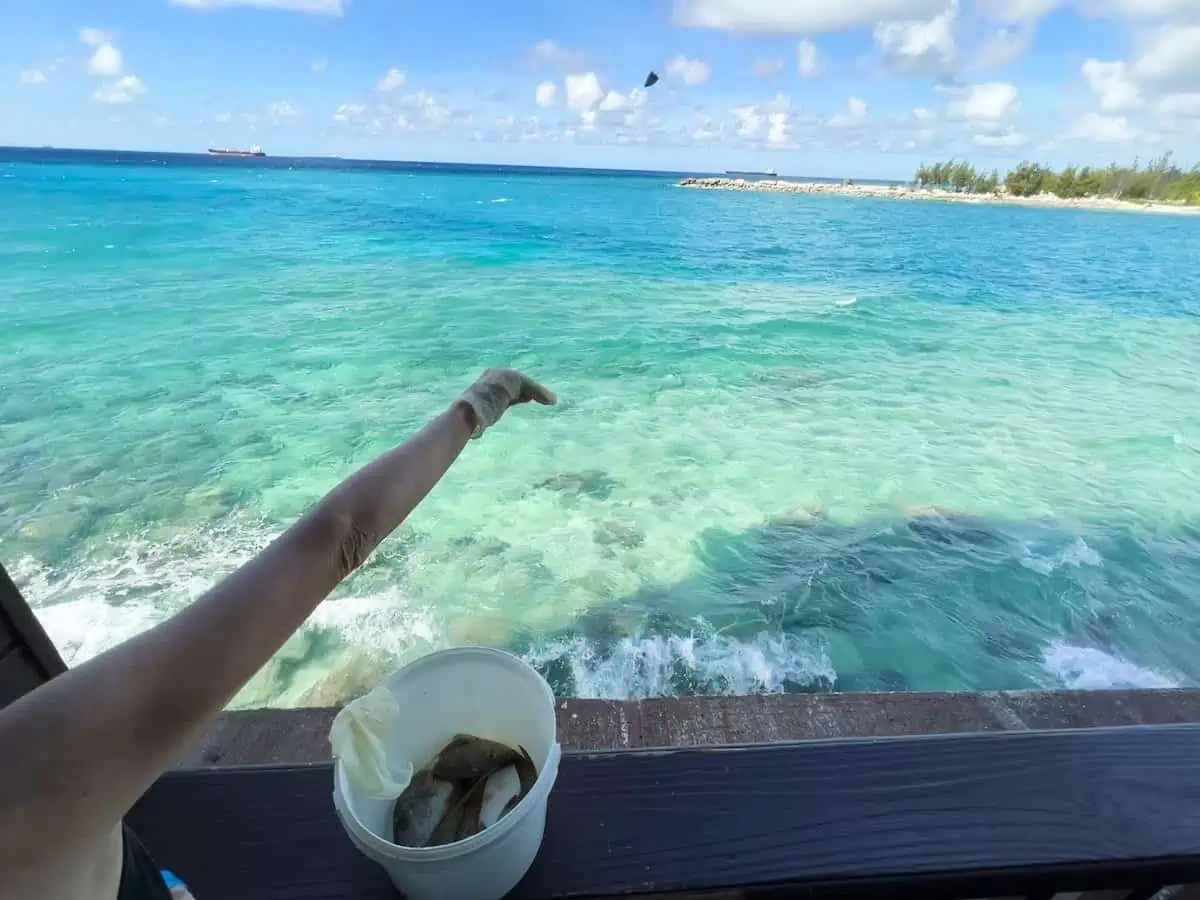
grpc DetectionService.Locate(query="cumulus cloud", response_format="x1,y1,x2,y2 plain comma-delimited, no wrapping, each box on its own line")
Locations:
674,0,947,33
874,2,956,73
94,74,145,105
796,40,820,77
169,0,344,13
829,95,868,127
666,55,711,86
1158,92,1200,117
1076,0,1200,18
1129,25,1200,90
19,69,47,85
732,92,792,143
1068,112,1136,142
947,81,1019,122
976,0,1060,22
565,72,604,112
87,43,124,77
535,80,558,107
1082,58,1141,111
377,68,406,92
753,57,784,78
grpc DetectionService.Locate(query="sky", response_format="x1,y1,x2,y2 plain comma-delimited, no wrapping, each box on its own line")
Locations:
4,0,1200,177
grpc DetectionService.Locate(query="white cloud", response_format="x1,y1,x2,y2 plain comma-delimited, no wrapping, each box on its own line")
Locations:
732,92,791,142
829,95,868,127
796,40,820,77
1067,112,1136,142
874,3,956,73
1077,0,1200,18
19,69,47,85
970,24,1037,71
674,0,947,33
565,72,604,112
267,100,302,122
376,68,406,92
528,40,584,71
666,55,711,86
1158,92,1200,117
973,127,1028,147
976,0,1060,22
1129,25,1200,90
86,42,124,77
913,106,936,121
535,80,558,107
169,0,344,13
947,81,1019,122
79,27,113,47
93,74,145,105
598,90,632,112
1082,58,1142,111
766,111,791,145
753,57,784,78
311,58,328,74
333,103,366,123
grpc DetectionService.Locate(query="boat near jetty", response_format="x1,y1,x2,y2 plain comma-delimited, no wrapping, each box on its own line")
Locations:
725,168,777,178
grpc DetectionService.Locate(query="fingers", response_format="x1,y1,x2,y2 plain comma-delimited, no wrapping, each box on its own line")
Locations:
519,376,557,406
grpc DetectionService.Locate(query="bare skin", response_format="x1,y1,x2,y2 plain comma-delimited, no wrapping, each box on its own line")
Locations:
0,369,555,900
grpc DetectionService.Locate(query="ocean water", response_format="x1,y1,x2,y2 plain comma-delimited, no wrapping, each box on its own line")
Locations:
4,150,1200,708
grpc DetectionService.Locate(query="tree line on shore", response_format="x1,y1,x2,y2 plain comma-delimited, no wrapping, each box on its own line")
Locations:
914,154,1200,204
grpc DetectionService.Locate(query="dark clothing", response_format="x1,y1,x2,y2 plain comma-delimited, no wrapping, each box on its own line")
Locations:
117,825,172,900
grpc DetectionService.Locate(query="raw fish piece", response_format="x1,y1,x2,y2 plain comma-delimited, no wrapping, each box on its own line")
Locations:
426,781,469,846
478,764,522,829
391,770,455,847
432,734,521,781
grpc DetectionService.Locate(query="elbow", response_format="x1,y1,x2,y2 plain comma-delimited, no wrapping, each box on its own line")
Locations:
311,509,378,579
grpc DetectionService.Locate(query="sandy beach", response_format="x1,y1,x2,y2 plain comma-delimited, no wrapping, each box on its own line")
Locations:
678,176,1200,216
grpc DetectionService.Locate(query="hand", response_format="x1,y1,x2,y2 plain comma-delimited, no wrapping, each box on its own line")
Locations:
457,368,557,437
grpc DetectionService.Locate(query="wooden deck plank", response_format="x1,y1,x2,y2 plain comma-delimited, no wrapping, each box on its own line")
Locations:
129,724,1200,899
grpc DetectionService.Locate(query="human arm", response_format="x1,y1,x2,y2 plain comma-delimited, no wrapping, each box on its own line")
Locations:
0,369,554,879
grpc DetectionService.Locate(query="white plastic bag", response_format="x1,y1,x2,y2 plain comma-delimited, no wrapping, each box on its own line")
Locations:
330,685,413,798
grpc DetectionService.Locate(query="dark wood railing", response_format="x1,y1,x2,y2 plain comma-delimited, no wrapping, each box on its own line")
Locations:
3,561,1199,899
0,562,66,708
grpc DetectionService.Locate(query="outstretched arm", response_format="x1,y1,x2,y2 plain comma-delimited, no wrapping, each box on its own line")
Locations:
0,369,554,883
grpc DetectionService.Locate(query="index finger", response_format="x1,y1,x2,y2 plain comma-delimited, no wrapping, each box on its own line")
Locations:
519,376,557,406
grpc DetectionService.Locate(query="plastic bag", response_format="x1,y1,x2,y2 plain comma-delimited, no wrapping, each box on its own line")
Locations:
330,685,414,798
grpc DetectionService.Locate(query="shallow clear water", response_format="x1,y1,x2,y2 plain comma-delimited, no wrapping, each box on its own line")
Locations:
4,153,1200,707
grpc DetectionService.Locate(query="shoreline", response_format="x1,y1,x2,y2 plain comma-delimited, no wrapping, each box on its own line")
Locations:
679,176,1200,216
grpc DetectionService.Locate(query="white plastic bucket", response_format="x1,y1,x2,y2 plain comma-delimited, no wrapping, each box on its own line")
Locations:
332,646,561,900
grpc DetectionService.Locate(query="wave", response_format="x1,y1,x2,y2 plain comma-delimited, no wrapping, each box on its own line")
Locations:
1040,640,1178,690
522,628,835,699
1019,536,1102,575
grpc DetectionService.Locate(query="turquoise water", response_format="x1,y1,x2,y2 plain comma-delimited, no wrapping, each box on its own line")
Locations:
4,153,1200,707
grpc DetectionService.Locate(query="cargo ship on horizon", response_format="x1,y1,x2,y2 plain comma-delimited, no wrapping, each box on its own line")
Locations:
208,144,265,157
725,168,777,178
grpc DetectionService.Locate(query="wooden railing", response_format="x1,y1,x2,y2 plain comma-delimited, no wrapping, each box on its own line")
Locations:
0,562,66,709
3,563,1200,899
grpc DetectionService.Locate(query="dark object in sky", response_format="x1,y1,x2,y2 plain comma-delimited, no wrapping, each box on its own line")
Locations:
644,71,659,88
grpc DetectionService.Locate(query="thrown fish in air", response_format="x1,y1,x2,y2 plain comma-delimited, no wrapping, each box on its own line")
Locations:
644,71,659,88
